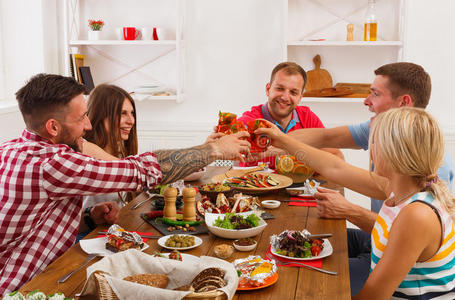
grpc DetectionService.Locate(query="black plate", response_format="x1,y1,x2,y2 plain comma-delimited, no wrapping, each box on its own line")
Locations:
151,197,184,210
141,213,208,236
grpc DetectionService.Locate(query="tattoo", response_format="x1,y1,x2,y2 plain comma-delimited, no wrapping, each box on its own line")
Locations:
155,144,213,184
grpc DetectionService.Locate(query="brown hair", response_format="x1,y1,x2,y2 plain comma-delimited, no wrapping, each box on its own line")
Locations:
374,62,431,108
270,62,307,92
85,84,138,158
16,73,86,130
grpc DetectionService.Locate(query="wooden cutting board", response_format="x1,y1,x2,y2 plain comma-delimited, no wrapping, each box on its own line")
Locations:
305,55,333,92
334,83,371,98
303,86,353,97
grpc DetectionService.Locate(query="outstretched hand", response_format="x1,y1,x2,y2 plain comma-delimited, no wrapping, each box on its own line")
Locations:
212,131,251,162
91,201,120,225
204,132,225,144
253,119,288,149
313,187,351,219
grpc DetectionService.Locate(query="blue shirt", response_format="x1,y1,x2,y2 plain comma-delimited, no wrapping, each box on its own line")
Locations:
261,104,299,133
348,120,455,213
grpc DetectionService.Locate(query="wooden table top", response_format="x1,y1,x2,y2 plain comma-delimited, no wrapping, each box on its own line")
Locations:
19,166,350,299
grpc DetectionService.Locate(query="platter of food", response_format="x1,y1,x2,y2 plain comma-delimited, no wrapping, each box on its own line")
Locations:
80,224,150,256
270,230,333,261
196,192,260,216
158,234,203,251
233,255,278,290
212,172,293,194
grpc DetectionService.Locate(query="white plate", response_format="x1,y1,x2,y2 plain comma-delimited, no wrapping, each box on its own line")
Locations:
80,236,149,256
270,239,333,261
158,234,203,250
154,252,200,264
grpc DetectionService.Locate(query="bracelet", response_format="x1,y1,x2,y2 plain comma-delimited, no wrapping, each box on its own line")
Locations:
83,206,97,230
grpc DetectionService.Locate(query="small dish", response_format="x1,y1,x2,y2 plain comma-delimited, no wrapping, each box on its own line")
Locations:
233,238,257,251
261,200,281,209
199,183,234,202
157,234,202,250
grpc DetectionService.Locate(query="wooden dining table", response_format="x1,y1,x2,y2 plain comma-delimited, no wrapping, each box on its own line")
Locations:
19,166,350,299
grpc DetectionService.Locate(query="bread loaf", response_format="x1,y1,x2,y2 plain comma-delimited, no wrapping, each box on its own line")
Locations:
123,273,169,288
190,267,227,293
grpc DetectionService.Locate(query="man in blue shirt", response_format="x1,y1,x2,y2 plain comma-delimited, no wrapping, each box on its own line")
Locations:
287,62,454,295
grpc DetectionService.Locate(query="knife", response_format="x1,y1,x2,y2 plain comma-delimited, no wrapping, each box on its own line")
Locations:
97,232,161,239
308,233,333,239
281,199,317,203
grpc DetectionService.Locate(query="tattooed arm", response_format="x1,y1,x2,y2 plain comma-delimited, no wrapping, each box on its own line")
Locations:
156,131,251,184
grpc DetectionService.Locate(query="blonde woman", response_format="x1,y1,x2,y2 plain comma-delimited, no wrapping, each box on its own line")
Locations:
257,108,455,298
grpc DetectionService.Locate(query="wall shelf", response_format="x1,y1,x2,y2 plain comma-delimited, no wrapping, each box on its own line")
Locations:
300,97,364,104
63,0,185,103
132,94,180,102
69,40,178,46
288,41,403,47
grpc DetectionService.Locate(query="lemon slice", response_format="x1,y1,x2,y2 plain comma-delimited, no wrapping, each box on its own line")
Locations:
278,155,294,173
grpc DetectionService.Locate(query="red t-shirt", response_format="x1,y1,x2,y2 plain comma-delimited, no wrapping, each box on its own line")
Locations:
237,103,325,168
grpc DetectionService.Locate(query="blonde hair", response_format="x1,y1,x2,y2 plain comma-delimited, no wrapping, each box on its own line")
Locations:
369,107,455,217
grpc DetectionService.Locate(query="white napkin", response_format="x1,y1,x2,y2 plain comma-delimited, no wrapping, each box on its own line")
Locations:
79,249,239,300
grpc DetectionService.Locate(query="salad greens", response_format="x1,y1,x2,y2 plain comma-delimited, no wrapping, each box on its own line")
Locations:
214,213,260,230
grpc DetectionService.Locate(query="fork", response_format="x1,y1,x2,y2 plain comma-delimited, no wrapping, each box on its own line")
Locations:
57,253,101,283
130,193,159,210
266,253,337,276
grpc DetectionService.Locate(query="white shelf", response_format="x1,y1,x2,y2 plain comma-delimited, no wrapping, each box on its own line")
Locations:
300,97,365,104
287,41,403,46
132,94,179,102
69,40,177,46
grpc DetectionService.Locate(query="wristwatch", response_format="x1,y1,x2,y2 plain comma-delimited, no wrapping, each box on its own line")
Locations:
83,206,97,230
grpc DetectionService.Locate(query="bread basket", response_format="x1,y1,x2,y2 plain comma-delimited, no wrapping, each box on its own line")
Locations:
91,271,227,300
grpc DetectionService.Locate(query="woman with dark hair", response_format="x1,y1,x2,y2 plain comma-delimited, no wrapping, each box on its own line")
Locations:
83,84,138,209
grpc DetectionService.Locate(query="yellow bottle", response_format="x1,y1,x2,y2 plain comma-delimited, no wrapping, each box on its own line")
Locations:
364,0,377,41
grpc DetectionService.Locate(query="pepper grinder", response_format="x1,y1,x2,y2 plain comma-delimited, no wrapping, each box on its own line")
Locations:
347,24,354,41
163,187,178,221
182,187,196,221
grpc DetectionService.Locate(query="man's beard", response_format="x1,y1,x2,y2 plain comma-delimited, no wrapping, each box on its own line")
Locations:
58,124,83,152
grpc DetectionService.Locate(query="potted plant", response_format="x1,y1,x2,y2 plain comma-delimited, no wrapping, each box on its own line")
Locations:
88,19,104,40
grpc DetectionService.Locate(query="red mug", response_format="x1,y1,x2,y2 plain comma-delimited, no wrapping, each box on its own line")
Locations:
123,27,139,40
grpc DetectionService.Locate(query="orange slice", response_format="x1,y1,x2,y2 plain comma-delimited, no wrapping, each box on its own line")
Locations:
293,164,312,175
277,155,294,173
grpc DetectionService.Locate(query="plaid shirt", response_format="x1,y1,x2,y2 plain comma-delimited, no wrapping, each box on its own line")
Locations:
0,130,162,294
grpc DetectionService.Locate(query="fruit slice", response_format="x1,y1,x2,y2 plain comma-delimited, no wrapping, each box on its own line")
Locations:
277,155,294,173
293,164,312,175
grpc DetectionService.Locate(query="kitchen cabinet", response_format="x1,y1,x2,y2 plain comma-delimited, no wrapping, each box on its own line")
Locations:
63,0,185,103
283,0,406,103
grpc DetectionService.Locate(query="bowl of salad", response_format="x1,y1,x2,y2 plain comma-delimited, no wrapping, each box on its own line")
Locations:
205,211,267,239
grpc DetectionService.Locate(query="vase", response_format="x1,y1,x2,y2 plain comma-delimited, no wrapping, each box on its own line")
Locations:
88,30,100,40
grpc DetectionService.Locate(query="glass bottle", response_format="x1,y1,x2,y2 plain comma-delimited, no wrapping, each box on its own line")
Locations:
364,0,377,41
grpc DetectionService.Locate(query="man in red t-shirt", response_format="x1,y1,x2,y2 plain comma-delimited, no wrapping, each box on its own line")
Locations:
238,62,343,168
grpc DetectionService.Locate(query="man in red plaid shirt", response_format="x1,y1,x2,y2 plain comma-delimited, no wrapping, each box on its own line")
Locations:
0,74,250,294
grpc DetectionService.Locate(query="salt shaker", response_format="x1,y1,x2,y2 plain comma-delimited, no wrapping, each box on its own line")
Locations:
163,187,178,221
182,187,196,221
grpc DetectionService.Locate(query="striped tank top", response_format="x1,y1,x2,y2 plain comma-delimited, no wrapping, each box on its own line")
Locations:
371,192,455,299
